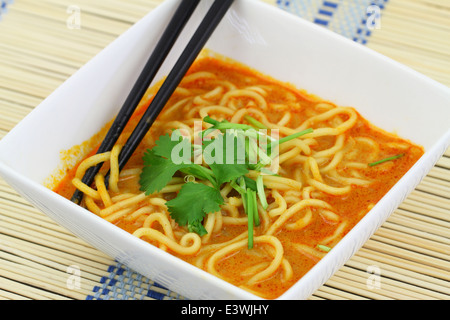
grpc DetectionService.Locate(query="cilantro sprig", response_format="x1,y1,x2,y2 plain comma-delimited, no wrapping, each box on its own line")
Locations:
166,182,224,236
139,116,313,249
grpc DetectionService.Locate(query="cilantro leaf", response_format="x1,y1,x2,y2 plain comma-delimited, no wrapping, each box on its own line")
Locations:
139,149,192,195
140,133,217,194
166,182,224,236
155,132,217,185
153,132,192,163
203,131,249,186
210,162,249,187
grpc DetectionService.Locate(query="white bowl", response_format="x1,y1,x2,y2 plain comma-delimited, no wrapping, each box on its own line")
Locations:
0,0,449,300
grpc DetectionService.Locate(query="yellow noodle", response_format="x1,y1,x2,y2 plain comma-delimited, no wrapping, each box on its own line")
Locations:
173,87,192,96
257,202,270,234
266,199,333,235
307,178,352,196
206,235,284,285
110,193,136,203
193,232,248,268
280,259,294,282
307,157,323,182
313,134,345,158
71,177,100,200
104,207,135,223
230,107,269,125
283,195,301,204
123,206,154,223
227,196,243,207
344,162,369,169
163,121,194,138
222,216,248,225
202,86,225,100
267,190,287,217
193,95,214,106
220,89,268,110
160,97,192,120
278,146,302,165
181,71,216,84
277,112,291,127
285,189,302,197
319,149,345,173
75,152,111,180
100,192,147,217
202,212,217,243
143,212,175,240
159,184,184,193
385,141,411,150
212,211,223,234
244,86,268,96
84,195,101,215
142,211,175,251
315,102,335,112
241,262,270,277
257,174,302,191
148,197,167,207
278,136,312,156
119,168,142,177
297,107,357,138
95,173,113,207
292,243,326,259
198,105,235,119
284,209,313,230
220,183,233,198
320,221,348,245
319,209,341,223
327,169,372,186
108,144,122,193
133,228,202,255
222,202,240,218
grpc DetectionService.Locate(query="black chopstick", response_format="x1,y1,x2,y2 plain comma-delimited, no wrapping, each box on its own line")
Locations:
110,0,234,175
71,0,201,204
72,0,234,205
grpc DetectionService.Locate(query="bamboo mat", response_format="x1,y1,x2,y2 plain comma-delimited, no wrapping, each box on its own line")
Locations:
0,0,449,300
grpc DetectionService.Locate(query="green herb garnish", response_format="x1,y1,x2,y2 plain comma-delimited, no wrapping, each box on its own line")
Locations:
140,131,247,236
269,128,313,149
139,116,313,249
244,115,268,129
165,182,223,236
246,188,256,249
316,244,331,252
256,175,268,210
368,153,404,167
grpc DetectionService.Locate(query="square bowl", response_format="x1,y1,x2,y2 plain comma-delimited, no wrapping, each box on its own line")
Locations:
0,0,449,300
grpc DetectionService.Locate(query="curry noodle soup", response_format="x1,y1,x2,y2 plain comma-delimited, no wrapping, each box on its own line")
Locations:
53,55,424,299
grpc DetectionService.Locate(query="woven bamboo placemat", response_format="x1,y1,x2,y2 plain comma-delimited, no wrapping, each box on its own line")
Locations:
0,0,448,300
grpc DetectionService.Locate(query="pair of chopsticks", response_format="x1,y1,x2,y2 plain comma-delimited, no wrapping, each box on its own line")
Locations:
71,0,234,204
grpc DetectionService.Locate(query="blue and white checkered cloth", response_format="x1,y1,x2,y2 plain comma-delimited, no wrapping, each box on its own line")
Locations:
0,0,13,21
277,0,388,44
86,262,183,300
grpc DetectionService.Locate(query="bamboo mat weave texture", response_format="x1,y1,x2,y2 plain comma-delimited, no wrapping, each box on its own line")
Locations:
0,0,449,300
